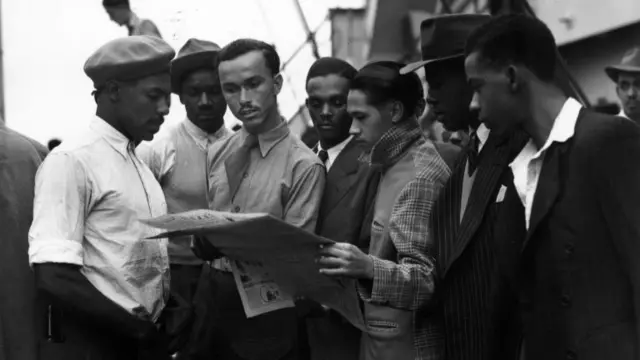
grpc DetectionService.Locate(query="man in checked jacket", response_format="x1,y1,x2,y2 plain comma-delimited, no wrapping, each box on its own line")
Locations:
402,14,529,360
317,61,450,360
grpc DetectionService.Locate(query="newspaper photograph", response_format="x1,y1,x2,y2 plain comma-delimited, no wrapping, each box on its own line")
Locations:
230,259,295,318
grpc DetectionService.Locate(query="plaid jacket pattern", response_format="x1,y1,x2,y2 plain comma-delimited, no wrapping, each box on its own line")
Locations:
358,120,451,360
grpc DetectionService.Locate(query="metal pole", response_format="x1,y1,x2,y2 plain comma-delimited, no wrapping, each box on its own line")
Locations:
292,0,321,60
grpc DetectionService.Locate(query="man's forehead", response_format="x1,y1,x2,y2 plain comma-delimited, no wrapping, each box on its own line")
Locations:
218,51,270,80
307,75,349,96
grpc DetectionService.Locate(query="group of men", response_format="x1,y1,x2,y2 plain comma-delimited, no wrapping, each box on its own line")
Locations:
1,8,640,360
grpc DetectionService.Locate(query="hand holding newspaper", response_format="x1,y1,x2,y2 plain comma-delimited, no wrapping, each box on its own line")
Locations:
141,209,365,330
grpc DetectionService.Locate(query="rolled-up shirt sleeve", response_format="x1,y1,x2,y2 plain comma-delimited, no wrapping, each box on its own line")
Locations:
29,153,90,266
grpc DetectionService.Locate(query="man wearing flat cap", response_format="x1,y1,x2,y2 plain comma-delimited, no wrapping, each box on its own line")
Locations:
402,14,528,360
28,35,174,360
606,47,640,124
137,38,230,356
103,0,162,38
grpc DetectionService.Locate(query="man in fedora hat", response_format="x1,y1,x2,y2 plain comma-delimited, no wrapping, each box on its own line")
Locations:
605,47,640,123
137,37,230,355
402,14,529,360
103,0,162,38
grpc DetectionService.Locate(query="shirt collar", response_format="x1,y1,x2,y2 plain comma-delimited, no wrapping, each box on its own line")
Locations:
618,109,629,119
318,135,353,160
533,97,582,158
183,118,230,150
469,123,490,152
90,116,133,158
365,120,423,168
239,119,290,158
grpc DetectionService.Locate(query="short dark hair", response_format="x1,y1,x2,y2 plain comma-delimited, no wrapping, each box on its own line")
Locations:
47,138,62,151
218,39,280,76
465,14,557,82
351,61,423,118
306,57,357,84
103,0,129,8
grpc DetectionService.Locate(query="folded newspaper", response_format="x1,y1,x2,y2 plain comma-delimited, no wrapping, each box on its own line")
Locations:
141,209,366,331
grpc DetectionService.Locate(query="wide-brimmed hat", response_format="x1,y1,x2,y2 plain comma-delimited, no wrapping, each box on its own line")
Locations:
400,14,490,75
171,38,221,94
605,47,640,82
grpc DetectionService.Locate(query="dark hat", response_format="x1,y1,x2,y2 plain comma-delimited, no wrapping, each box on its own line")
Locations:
400,14,490,74
84,35,175,88
170,38,222,94
605,47,640,82
103,0,129,7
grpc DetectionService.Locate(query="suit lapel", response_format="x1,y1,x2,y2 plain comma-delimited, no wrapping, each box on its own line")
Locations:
441,131,529,277
322,140,362,214
521,141,569,251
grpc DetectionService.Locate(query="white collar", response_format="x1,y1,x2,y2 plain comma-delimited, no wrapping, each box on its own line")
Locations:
618,109,630,119
533,97,582,157
319,135,353,158
474,123,490,152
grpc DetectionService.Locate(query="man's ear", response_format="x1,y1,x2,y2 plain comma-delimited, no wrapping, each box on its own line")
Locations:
506,65,522,93
273,73,283,96
106,81,120,102
390,101,404,124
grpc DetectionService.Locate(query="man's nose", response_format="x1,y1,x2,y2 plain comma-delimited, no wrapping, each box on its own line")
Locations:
198,92,211,106
469,92,480,111
240,88,251,103
158,95,170,116
349,121,361,136
321,103,331,117
627,86,638,99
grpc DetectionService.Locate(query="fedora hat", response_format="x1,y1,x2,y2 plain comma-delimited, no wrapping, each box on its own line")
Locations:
171,38,221,94
605,47,640,82
400,14,490,75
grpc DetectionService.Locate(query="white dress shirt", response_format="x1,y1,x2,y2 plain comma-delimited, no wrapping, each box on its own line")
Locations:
317,135,353,171
29,116,169,321
510,97,582,229
460,123,491,221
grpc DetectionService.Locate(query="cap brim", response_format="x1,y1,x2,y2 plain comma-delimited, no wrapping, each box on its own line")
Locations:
399,54,464,75
605,65,640,82
170,51,219,93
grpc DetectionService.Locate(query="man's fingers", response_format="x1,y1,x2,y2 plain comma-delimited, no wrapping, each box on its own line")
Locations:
318,267,347,277
316,256,347,268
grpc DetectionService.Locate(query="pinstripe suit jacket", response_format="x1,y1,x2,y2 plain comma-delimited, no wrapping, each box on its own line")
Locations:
431,130,528,360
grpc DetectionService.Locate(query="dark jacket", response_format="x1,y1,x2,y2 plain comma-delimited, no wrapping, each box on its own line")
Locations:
516,110,640,360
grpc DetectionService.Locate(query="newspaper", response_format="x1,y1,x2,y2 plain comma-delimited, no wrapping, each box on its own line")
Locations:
141,210,366,331
230,260,295,318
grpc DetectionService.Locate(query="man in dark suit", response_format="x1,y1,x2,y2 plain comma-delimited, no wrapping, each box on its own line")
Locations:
466,14,640,360
302,57,378,360
402,14,528,360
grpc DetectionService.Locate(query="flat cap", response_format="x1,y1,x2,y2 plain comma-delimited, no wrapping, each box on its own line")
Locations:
171,38,222,93
84,35,175,88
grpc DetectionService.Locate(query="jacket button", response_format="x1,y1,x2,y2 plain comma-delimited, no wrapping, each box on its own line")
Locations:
233,205,241,213
560,294,571,307
566,350,577,360
564,243,575,255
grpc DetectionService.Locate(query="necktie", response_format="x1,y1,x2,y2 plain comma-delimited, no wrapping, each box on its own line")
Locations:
317,149,329,164
225,134,259,200
467,132,479,176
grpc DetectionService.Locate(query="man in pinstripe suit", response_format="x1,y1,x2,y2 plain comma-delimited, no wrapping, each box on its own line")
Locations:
402,14,528,360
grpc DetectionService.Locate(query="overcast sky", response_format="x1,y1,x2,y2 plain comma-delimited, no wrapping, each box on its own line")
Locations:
4,0,364,144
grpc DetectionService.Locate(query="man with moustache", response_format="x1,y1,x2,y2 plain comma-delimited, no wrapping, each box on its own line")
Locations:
401,14,528,360
302,57,378,360
605,47,640,123
28,35,174,360
465,14,640,359
189,38,325,360
137,38,229,355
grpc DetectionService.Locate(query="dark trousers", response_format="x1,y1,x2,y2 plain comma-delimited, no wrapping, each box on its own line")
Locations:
170,264,202,304
185,265,300,360
37,306,158,360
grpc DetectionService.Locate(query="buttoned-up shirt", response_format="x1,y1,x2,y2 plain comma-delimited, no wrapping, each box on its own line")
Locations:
317,135,353,171
140,119,230,181
510,97,582,229
29,116,169,321
138,119,230,264
207,120,325,232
